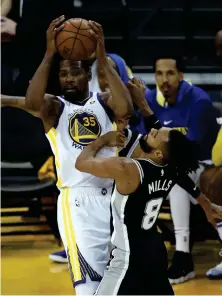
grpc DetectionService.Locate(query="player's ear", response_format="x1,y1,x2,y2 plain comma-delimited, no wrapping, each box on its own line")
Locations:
154,149,164,160
87,69,92,81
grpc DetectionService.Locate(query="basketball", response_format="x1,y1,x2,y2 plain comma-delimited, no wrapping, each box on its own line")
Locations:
55,18,97,61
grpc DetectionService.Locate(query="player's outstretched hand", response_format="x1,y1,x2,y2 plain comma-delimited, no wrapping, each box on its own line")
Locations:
46,15,65,55
211,203,222,220
101,131,126,148
88,20,106,61
127,78,154,116
127,78,147,107
1,16,16,37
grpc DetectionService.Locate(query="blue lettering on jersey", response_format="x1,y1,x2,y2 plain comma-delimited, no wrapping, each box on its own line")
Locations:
72,142,84,150
68,108,94,118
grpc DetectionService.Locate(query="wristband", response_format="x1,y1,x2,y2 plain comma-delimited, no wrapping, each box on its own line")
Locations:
144,114,162,131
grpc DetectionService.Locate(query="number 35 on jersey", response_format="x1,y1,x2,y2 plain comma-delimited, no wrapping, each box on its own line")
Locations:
69,111,102,147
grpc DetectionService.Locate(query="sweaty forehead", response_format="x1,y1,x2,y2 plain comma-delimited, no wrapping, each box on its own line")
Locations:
60,60,82,70
156,59,177,71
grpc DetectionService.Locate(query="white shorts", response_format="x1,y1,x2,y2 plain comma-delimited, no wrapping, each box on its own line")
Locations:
57,186,112,288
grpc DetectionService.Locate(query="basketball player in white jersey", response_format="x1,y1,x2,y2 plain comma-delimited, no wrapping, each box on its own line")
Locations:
1,16,133,294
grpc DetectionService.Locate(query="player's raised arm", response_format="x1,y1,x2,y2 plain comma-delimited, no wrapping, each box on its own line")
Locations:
1,95,31,109
75,131,141,194
127,77,162,131
25,16,65,130
1,94,56,116
88,21,133,119
75,131,125,178
1,0,12,16
176,172,222,226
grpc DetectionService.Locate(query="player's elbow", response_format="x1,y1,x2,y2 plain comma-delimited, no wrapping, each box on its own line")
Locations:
75,158,84,172
25,97,41,112
126,100,134,116
115,99,134,118
75,157,90,173
25,88,44,112
124,92,134,115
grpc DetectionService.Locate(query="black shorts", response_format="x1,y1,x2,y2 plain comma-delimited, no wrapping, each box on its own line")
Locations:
95,232,174,295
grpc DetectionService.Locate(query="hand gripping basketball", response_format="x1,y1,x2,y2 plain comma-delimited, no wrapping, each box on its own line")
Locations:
55,18,97,60
88,20,106,62
46,15,65,54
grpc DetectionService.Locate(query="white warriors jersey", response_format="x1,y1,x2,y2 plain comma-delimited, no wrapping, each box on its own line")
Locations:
46,91,116,189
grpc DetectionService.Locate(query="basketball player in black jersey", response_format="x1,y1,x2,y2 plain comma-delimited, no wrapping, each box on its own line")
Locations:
76,125,222,295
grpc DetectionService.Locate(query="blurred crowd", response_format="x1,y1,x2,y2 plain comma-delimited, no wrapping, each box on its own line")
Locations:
2,0,77,166
1,0,222,285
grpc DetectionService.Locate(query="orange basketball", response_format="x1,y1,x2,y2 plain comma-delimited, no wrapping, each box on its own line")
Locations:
55,18,97,61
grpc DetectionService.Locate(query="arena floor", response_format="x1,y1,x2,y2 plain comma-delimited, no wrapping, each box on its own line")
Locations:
1,235,222,295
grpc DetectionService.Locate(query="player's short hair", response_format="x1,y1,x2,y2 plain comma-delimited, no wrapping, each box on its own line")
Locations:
167,130,199,174
81,60,91,73
153,56,185,72
57,54,91,73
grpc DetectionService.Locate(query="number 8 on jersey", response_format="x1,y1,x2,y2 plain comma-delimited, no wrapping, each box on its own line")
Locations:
141,197,163,230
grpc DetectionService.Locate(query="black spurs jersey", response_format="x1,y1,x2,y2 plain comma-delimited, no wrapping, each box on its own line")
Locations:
111,158,200,252
119,128,141,157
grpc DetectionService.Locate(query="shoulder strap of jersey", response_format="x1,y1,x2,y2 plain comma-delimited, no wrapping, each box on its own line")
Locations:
134,158,168,183
54,96,65,129
119,128,142,157
96,92,114,123
131,159,144,183
56,95,65,103
137,158,168,168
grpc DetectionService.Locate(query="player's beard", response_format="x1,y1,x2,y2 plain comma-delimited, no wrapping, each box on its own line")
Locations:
62,87,87,104
139,137,153,153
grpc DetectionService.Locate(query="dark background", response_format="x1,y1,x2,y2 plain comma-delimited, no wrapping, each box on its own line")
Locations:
2,0,222,162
